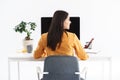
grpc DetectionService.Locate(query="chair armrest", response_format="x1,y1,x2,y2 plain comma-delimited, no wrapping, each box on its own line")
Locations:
80,67,88,80
75,72,81,74
75,67,88,80
36,66,49,74
36,66,87,80
36,67,49,80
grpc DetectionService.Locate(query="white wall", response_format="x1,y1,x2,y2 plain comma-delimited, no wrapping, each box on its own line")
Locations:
0,0,120,80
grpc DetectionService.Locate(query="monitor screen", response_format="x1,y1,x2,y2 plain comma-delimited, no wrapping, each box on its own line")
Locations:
41,17,80,39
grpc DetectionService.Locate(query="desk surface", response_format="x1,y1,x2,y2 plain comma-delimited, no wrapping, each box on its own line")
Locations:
8,49,112,61
8,52,111,61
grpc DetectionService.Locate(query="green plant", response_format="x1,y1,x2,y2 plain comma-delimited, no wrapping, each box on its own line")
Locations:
14,21,37,40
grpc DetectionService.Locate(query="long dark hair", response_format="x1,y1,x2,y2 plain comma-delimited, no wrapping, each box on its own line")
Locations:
47,10,68,50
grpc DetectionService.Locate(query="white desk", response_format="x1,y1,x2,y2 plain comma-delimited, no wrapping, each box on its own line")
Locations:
8,51,112,80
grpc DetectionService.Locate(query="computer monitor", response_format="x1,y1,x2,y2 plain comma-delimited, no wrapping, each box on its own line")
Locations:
41,17,80,39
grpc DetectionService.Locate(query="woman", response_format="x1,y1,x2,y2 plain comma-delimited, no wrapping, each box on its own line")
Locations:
34,10,89,60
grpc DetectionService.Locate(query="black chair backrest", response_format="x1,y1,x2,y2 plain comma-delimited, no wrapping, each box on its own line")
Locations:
43,55,80,80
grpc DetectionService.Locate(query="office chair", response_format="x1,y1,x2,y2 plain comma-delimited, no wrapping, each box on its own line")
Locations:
36,56,87,80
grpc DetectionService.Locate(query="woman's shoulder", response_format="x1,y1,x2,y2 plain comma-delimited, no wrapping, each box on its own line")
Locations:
41,32,48,38
66,31,76,36
66,31,79,40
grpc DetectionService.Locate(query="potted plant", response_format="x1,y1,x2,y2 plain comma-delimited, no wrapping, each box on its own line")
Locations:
14,21,37,53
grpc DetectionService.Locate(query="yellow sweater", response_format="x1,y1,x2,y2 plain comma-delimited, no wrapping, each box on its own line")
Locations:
34,32,89,60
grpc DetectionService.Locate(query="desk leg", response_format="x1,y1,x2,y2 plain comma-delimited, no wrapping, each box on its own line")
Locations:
8,60,10,80
17,61,20,80
109,58,112,80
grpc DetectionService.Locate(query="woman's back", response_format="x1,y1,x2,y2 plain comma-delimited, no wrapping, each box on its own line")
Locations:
42,31,75,56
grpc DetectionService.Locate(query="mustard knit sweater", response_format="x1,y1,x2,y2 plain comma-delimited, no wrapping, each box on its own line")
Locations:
34,31,89,60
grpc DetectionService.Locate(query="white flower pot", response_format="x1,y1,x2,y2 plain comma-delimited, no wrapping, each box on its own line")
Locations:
23,39,33,53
